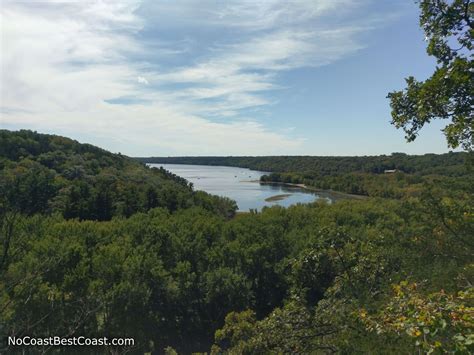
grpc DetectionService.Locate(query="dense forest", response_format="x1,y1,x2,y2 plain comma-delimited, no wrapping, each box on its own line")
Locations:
1,130,472,354
1,0,473,353
137,153,471,177
0,130,237,221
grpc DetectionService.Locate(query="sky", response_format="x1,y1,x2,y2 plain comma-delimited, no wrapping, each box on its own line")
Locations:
0,0,454,156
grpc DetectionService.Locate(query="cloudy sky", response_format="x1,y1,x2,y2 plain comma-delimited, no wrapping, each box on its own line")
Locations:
1,0,451,156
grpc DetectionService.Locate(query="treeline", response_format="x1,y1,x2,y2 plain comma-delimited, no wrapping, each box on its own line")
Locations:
260,171,472,198
136,152,472,177
1,130,472,354
0,130,237,220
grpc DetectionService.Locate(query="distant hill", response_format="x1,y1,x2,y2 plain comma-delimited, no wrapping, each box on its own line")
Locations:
136,152,472,177
0,130,237,220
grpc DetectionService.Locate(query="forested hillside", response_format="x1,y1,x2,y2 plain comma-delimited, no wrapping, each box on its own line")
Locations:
0,130,237,220
2,0,472,353
1,130,473,354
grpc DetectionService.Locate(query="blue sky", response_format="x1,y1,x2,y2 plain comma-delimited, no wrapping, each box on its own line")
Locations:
1,0,453,156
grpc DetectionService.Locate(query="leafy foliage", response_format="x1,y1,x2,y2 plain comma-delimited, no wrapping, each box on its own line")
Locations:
0,130,237,221
387,0,473,150
361,282,474,353
2,2,473,354
1,184,472,352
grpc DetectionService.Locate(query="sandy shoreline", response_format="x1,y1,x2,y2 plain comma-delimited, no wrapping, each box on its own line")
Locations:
246,180,368,201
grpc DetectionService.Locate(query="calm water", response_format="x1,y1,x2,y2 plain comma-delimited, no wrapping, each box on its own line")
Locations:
150,164,330,211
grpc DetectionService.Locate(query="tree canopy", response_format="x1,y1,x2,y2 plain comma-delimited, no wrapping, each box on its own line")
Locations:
0,130,237,221
1,130,472,354
388,0,473,150
1,2,473,353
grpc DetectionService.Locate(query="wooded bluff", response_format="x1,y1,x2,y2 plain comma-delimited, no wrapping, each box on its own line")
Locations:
1,130,472,353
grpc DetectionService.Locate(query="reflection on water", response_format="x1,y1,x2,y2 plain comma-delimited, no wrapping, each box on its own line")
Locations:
150,164,328,211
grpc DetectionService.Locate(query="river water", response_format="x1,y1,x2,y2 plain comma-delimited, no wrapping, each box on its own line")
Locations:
150,164,330,212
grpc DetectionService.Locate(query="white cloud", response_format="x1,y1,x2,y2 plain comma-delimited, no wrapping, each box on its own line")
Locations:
140,0,359,31
149,1,371,117
137,76,149,85
0,0,382,155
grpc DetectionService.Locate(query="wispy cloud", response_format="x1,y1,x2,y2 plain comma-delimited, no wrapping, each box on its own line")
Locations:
137,76,149,85
1,0,388,155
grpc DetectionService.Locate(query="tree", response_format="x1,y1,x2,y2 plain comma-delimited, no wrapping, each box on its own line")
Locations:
388,0,473,150
361,282,474,353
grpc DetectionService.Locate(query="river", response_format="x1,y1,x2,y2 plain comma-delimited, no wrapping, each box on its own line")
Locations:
150,163,331,212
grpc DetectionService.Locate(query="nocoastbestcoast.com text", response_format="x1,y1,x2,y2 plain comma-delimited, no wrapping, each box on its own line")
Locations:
8,336,134,347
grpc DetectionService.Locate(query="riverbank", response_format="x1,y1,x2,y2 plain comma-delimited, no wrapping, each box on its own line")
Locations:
256,181,368,201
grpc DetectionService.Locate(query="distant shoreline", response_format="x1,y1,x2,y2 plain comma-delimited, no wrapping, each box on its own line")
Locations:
255,180,368,201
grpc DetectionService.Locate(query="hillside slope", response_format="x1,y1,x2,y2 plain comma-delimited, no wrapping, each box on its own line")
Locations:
0,130,236,220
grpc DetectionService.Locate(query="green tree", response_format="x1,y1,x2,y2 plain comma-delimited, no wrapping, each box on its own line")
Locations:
361,282,474,353
388,0,473,150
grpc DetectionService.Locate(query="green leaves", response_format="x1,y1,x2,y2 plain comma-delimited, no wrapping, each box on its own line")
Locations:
1,129,472,353
0,130,238,220
420,0,473,65
388,0,473,150
361,282,474,353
